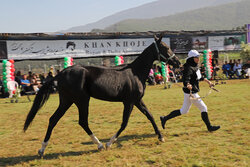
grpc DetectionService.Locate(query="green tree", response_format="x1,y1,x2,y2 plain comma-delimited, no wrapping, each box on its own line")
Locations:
240,43,250,62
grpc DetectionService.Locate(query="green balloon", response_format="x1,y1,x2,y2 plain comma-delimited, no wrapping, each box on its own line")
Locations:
64,57,69,61
203,50,207,54
2,60,7,64
4,88,8,92
64,65,67,68
3,72,7,76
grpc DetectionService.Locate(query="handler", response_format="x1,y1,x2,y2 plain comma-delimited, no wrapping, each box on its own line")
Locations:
160,50,220,132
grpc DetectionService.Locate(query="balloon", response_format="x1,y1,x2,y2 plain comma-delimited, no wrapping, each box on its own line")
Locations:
2,60,7,64
6,61,11,67
3,72,7,76
3,80,7,84
64,57,69,61
4,88,8,92
9,59,14,63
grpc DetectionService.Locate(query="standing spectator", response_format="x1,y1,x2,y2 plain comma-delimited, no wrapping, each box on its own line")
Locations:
15,71,22,85
200,63,206,80
39,73,46,84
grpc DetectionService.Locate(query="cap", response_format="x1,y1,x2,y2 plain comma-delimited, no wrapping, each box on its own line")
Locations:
187,50,200,58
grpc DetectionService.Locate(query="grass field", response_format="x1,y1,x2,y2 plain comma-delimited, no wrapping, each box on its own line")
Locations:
0,79,249,167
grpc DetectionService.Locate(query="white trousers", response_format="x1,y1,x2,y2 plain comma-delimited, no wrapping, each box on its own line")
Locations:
180,93,207,115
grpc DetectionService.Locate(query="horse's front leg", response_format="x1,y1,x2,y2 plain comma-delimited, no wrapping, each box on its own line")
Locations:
106,103,133,149
135,100,165,142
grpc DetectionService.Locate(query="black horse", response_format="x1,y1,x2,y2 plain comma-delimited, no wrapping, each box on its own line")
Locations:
24,35,181,156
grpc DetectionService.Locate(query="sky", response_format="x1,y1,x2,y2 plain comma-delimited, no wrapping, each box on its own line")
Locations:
0,0,157,33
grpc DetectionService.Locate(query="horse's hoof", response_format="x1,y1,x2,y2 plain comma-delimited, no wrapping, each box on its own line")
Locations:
98,144,105,151
38,149,44,158
159,137,165,142
105,143,112,150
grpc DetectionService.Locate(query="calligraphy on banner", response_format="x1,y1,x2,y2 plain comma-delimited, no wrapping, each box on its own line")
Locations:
170,37,192,53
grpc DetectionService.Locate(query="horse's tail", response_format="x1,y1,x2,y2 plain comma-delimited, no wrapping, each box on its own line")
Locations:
23,77,55,132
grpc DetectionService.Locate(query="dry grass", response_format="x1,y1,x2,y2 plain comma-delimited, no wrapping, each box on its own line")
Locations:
0,79,249,167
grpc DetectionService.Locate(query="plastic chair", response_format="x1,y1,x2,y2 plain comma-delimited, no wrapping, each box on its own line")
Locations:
7,81,20,102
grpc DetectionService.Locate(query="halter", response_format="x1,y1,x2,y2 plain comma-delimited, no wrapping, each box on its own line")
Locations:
154,42,175,62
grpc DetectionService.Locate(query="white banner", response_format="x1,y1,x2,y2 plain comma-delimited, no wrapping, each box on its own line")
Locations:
7,38,170,60
208,36,225,51
208,35,245,51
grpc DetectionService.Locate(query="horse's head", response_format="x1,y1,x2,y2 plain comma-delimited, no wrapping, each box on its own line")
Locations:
154,35,181,68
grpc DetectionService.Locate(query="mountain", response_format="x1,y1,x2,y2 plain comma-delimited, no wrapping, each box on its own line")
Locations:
64,0,240,32
103,0,250,32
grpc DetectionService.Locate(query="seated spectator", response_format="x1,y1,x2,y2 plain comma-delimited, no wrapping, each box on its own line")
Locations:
21,74,33,94
154,68,163,84
31,74,41,92
233,62,242,79
27,71,33,82
222,61,232,78
147,68,156,85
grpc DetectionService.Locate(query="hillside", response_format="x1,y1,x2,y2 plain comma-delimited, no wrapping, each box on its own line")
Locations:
64,0,240,32
102,0,250,32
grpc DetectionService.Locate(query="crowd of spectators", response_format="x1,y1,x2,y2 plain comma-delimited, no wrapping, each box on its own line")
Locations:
147,58,249,86
147,64,181,85
221,59,250,79
0,70,57,98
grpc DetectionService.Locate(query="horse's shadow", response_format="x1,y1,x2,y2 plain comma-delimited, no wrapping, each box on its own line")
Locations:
0,133,156,167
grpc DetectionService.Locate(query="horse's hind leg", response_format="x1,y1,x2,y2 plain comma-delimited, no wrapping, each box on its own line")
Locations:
106,102,133,149
135,100,164,142
75,98,104,151
38,95,73,157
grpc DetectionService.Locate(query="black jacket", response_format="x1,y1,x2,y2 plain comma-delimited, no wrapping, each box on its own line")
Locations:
182,58,200,94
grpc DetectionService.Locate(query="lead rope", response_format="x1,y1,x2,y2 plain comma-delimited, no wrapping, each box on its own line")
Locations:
189,85,220,100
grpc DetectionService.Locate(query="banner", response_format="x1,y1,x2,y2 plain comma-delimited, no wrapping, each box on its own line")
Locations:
247,24,250,43
0,41,8,59
6,38,170,60
192,36,208,51
208,35,246,51
170,37,192,53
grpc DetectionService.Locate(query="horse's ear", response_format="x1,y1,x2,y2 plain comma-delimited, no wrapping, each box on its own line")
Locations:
154,34,163,42
158,33,164,42
154,35,158,41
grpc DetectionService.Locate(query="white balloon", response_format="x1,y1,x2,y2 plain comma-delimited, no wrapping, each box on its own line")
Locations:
6,61,11,67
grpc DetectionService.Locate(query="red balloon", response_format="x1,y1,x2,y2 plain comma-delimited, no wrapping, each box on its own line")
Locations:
9,59,14,63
